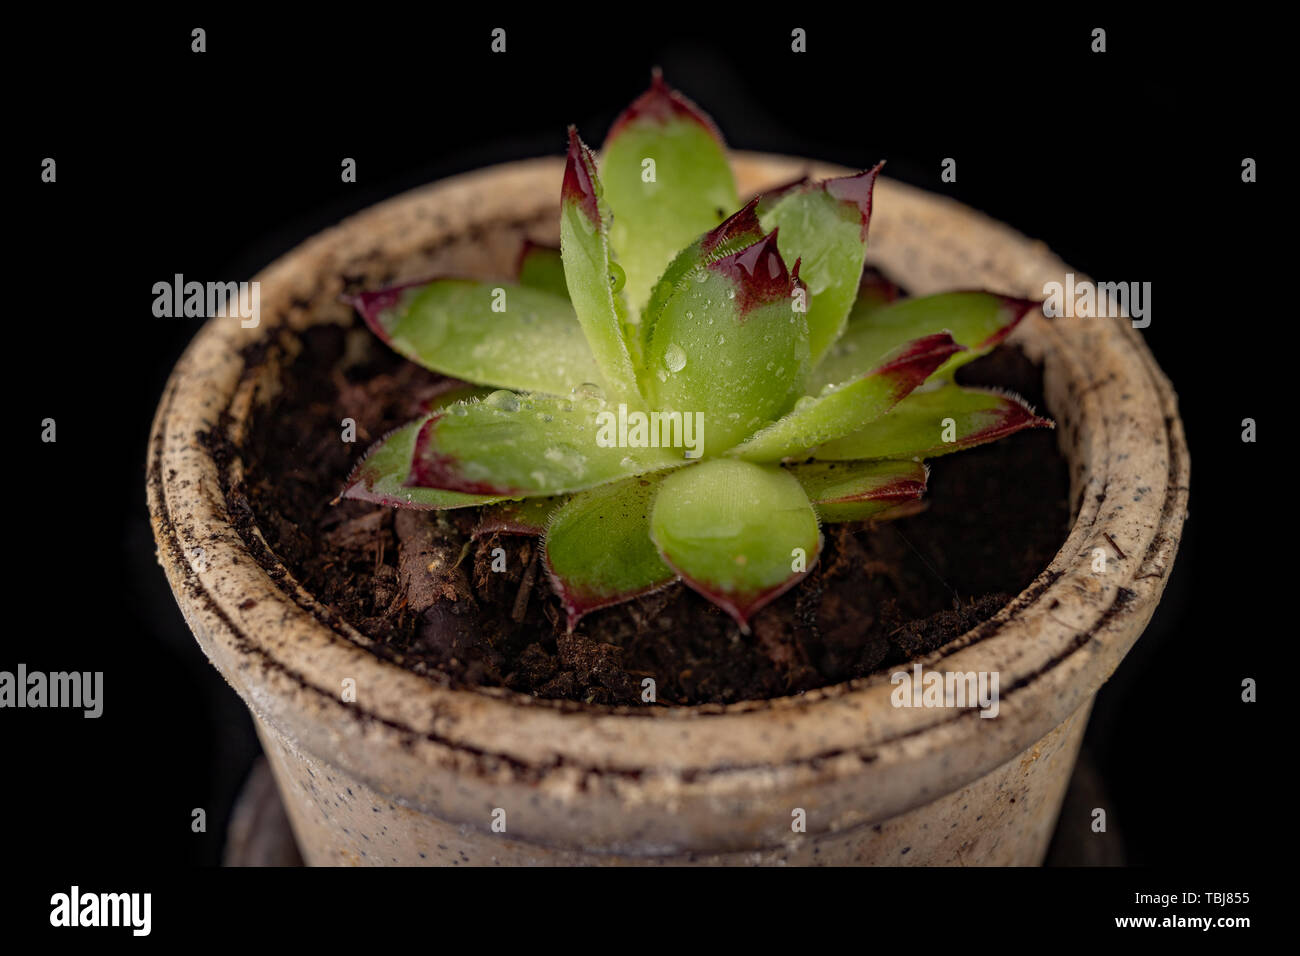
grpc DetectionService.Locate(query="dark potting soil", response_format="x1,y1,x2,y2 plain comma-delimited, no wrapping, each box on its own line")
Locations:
221,319,1070,707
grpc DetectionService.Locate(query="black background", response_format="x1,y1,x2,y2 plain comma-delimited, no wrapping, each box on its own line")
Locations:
7,8,1276,887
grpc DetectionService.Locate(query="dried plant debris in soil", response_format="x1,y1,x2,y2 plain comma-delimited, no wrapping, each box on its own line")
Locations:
226,320,1068,707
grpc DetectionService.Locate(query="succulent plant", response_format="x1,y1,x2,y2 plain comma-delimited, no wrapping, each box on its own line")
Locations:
342,72,1051,632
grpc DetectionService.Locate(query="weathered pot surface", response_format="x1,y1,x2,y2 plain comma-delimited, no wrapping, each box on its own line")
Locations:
148,153,1188,865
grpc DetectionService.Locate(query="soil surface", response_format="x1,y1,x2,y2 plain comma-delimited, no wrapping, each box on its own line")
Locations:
216,318,1069,706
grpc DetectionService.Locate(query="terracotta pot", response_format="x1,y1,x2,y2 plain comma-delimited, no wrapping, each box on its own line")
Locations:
148,154,1188,865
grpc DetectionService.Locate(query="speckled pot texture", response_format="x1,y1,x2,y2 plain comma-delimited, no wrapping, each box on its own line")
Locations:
148,154,1188,866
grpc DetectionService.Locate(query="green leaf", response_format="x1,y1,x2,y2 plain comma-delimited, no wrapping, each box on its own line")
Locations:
516,241,569,299
812,292,1038,392
646,230,810,454
638,197,767,359
348,278,600,396
559,128,643,407
787,459,927,523
814,384,1053,461
408,390,684,497
730,333,963,462
759,165,883,364
543,474,677,630
649,459,821,630
341,412,503,510
600,70,739,315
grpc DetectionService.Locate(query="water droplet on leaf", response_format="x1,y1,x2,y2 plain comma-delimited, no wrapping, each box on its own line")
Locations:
484,390,521,412
572,381,606,412
608,262,626,293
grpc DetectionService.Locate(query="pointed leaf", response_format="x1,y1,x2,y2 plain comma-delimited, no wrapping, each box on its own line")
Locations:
638,197,767,357
759,164,883,363
559,128,643,406
649,459,821,630
543,474,676,629
601,71,739,314
815,384,1053,461
812,292,1038,392
788,459,927,523
341,415,504,510
348,278,600,396
516,241,569,299
408,391,683,497
646,231,809,454
730,333,963,462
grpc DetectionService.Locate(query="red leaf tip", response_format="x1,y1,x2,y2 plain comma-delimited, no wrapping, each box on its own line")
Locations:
824,162,885,239
700,196,763,256
874,332,965,378
971,293,1042,350
663,535,824,634
607,69,725,146
707,230,800,316
562,126,601,224
544,558,677,634
997,295,1042,323
344,278,435,343
990,387,1055,432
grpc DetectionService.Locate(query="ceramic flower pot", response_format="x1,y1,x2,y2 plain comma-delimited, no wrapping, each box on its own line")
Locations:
147,154,1188,865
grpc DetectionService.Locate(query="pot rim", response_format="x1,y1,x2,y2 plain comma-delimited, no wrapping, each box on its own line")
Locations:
148,153,1188,836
